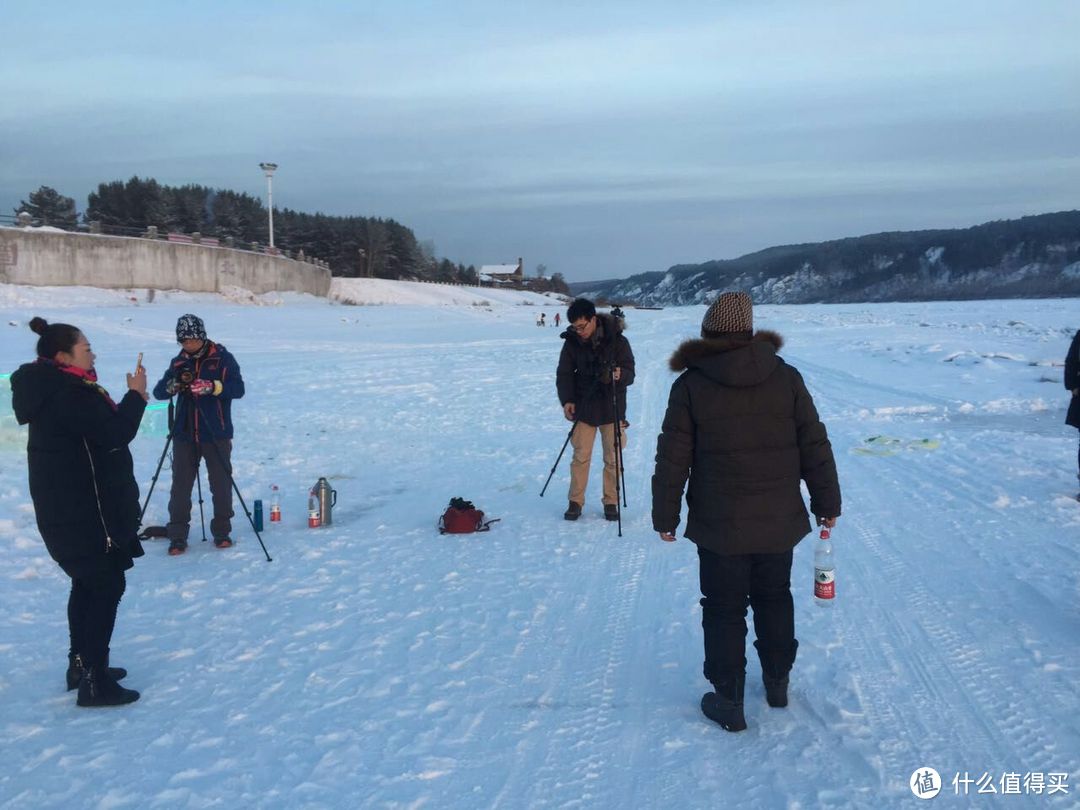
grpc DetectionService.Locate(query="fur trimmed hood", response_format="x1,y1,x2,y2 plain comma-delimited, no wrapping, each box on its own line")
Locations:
669,329,785,388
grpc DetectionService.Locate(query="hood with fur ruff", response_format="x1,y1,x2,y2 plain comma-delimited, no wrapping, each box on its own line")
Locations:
668,329,784,388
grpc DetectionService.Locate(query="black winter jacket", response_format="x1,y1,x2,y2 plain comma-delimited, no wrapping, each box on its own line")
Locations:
1066,330,1080,429
556,314,636,427
10,361,146,578
651,331,841,556
152,341,244,442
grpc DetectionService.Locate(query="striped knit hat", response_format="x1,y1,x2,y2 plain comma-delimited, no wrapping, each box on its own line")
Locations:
701,292,753,337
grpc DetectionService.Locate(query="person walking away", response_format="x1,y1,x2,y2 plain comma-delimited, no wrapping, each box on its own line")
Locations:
554,313,561,328
10,317,147,706
651,291,841,731
153,314,245,555
557,298,635,520
1066,328,1080,496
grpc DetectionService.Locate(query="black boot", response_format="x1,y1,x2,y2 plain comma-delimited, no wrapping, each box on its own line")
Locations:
76,665,140,707
66,653,128,692
756,639,797,708
763,674,789,708
701,674,746,732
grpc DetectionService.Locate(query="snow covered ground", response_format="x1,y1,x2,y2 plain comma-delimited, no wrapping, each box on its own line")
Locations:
0,282,1078,809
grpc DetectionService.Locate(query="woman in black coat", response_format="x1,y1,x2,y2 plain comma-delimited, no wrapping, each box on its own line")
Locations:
1066,329,1080,490
10,317,147,706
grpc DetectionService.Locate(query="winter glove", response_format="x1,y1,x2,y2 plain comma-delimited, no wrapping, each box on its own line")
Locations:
188,379,214,397
165,379,182,396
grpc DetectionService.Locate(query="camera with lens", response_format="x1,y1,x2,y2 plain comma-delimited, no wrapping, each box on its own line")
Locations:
175,369,195,393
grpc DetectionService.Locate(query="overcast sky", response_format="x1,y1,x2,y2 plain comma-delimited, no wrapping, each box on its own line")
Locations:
3,1,1078,281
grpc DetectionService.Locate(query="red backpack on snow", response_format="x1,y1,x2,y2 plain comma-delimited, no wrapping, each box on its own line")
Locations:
438,497,499,534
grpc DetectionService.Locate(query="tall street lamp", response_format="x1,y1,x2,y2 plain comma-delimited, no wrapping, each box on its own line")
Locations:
259,162,278,250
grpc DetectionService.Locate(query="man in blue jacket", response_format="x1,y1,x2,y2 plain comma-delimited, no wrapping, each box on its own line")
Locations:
153,314,245,555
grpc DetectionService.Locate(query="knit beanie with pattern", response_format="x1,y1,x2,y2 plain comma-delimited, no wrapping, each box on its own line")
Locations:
175,313,207,342
701,292,753,337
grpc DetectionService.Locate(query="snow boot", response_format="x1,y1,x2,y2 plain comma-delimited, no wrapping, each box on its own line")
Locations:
603,504,619,521
701,675,746,732
168,538,188,556
564,501,582,521
77,665,139,707
763,674,789,708
756,639,797,708
213,537,233,549
66,652,127,692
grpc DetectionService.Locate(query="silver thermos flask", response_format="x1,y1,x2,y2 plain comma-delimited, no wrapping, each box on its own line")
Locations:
314,477,338,527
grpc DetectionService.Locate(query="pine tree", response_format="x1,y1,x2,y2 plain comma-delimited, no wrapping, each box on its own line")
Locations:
16,186,78,228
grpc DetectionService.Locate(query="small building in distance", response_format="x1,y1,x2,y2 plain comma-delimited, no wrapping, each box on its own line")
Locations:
479,257,524,286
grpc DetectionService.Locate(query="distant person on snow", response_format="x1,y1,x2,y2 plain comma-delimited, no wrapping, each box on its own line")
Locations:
153,314,245,556
557,297,635,521
540,313,547,327
10,317,147,706
1066,328,1080,493
651,291,841,732
554,313,561,328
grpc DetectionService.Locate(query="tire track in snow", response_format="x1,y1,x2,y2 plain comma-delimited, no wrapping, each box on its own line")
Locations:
840,454,1072,787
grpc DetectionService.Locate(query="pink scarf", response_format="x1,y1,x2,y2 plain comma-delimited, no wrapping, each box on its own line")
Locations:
41,358,118,411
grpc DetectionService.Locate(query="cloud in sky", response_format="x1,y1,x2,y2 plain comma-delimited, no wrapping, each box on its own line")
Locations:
3,0,1078,281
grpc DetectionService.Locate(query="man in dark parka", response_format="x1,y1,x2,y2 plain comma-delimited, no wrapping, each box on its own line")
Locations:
1065,329,1080,489
651,291,841,731
557,298,635,521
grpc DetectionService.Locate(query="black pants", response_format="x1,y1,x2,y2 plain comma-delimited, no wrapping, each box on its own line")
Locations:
167,439,234,541
697,545,798,687
68,567,126,670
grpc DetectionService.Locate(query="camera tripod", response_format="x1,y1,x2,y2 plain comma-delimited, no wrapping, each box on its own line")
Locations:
140,389,272,562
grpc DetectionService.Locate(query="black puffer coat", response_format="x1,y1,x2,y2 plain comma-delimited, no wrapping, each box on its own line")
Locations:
556,314,635,426
1066,329,1080,429
651,331,841,556
10,361,146,578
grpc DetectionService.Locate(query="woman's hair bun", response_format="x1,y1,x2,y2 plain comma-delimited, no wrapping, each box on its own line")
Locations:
29,316,49,335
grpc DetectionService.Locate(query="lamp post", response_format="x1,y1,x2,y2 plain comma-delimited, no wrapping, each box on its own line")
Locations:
258,162,278,250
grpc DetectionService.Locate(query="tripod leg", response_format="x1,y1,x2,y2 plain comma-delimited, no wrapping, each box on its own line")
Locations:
540,421,578,497
619,422,627,508
204,439,273,562
195,451,208,542
617,419,626,540
139,432,173,525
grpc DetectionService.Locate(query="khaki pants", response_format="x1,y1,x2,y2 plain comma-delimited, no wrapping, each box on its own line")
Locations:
568,422,627,506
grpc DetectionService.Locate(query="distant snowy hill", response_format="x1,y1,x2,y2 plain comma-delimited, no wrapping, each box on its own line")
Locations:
574,210,1080,305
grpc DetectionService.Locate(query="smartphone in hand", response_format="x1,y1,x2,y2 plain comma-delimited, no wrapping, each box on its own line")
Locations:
135,352,143,373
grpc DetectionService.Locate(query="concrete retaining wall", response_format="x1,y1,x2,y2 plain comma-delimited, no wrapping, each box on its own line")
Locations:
0,228,332,296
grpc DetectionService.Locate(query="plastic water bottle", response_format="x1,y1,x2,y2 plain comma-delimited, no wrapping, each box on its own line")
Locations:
814,526,835,606
269,485,281,523
308,492,321,528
